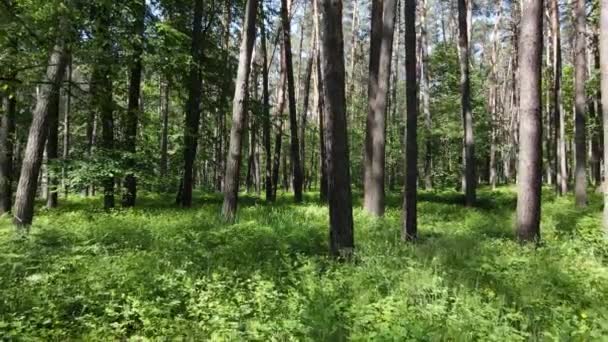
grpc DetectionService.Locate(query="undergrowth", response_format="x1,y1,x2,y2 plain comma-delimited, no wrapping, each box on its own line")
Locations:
1,187,607,340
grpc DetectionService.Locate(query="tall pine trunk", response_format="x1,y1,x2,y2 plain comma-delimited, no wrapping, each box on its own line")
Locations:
13,43,68,228
123,0,146,207
313,6,328,202
600,0,608,235
46,85,60,208
0,94,16,214
222,0,258,221
160,80,169,179
180,0,204,207
574,0,587,207
421,0,432,190
402,0,417,240
261,4,273,202
516,0,543,242
281,0,304,203
317,0,354,258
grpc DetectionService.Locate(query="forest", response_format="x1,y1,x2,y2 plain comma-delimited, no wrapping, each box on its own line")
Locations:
1,0,608,339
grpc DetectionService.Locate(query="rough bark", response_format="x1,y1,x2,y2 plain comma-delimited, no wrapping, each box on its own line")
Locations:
574,0,587,207
313,4,328,202
122,0,146,207
402,0,417,241
553,0,566,195
458,0,476,205
363,0,383,214
180,0,204,207
222,0,258,221
271,66,286,201
299,48,313,187
13,43,68,228
516,0,543,242
261,4,273,202
421,0,432,190
0,94,16,214
317,0,354,258
281,0,304,203
62,58,71,198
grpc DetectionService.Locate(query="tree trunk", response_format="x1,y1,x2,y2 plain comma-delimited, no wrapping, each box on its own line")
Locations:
516,0,542,242
299,47,314,189
180,0,204,207
313,10,328,202
592,33,603,187
46,83,60,208
281,0,304,203
221,0,258,221
62,58,71,198
317,0,354,258
123,0,146,207
458,0,476,205
0,94,16,214
421,0,432,190
160,80,169,179
261,4,273,202
402,0,417,240
600,0,608,235
13,43,68,228
574,0,587,207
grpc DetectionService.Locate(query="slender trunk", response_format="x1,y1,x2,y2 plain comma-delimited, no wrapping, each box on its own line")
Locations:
421,0,432,190
489,3,502,189
299,48,314,189
160,80,170,178
46,83,60,208
13,43,68,228
592,33,603,187
314,11,328,202
281,0,303,203
317,0,354,258
0,93,16,214
516,0,542,242
123,0,146,207
261,4,273,202
222,0,258,221
574,0,587,207
458,0,476,205
181,0,204,207
62,58,71,198
600,0,608,234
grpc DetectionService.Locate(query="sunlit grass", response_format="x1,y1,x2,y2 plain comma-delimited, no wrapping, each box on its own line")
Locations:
0,187,607,340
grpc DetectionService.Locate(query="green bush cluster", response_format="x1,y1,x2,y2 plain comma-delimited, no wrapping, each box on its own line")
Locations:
1,188,607,340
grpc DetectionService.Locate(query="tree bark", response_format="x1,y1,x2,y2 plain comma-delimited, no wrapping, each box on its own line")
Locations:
317,0,354,258
13,43,68,228
421,0,432,190
281,0,304,203
261,4,273,202
160,80,169,179
574,0,587,207
458,0,476,205
402,0,417,240
123,0,146,207
180,0,204,207
221,0,258,221
299,46,314,188
600,0,608,235
0,94,16,214
313,6,328,202
62,58,71,198
271,67,286,201
516,0,543,242
46,83,60,208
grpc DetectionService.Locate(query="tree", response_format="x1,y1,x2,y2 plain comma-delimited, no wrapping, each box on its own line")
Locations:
0,93,16,214
421,0,432,190
573,0,587,207
317,0,354,257
402,0,417,240
550,0,566,195
122,0,146,207
261,3,273,202
601,0,608,235
280,0,304,203
13,43,68,228
458,0,476,205
222,0,259,221
363,0,397,216
46,83,60,208
515,0,543,242
180,0,204,207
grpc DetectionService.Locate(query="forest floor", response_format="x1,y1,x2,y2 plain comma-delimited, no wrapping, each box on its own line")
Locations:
1,187,607,340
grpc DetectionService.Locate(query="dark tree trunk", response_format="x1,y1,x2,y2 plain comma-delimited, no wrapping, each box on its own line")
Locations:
592,33,602,188
551,0,566,195
300,49,314,188
46,84,60,208
123,0,146,207
62,58,72,198
574,0,587,207
516,0,542,242
363,0,383,214
180,0,204,207
261,4,273,202
458,0,476,206
160,80,169,178
0,94,16,214
421,0,432,190
314,14,328,202
281,0,304,203
13,43,68,228
402,0,417,240
600,0,608,234
221,0,258,221
271,53,287,201
317,0,354,258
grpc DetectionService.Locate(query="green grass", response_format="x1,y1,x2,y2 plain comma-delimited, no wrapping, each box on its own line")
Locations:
1,187,607,340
